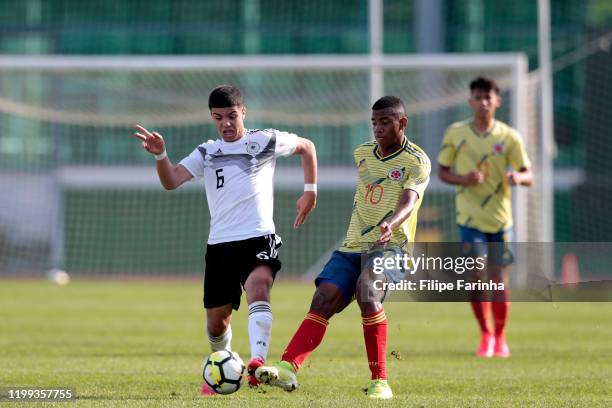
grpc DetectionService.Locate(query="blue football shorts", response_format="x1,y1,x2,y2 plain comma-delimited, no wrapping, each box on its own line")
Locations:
315,247,406,304
458,225,514,266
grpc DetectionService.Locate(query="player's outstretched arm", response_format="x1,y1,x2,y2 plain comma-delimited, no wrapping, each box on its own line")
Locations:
133,124,193,190
377,189,420,244
292,137,317,228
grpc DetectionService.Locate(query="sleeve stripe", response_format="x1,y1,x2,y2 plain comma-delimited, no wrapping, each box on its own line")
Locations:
404,144,428,164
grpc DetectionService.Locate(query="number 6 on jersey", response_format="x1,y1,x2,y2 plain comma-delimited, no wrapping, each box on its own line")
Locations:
216,168,224,189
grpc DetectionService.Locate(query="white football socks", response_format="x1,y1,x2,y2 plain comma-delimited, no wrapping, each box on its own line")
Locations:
207,324,232,352
248,301,273,361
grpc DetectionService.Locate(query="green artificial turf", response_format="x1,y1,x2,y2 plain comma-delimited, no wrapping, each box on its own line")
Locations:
0,280,610,407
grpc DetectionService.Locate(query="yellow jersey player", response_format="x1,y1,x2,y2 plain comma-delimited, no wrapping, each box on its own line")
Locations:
256,96,430,399
438,77,533,358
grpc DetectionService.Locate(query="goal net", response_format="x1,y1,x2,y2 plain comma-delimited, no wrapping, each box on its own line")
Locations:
0,54,548,279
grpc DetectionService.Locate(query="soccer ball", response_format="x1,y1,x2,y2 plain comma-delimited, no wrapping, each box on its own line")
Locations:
202,350,245,394
46,269,70,286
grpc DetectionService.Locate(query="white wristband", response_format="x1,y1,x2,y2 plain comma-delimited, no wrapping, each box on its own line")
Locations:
304,184,317,192
154,150,167,161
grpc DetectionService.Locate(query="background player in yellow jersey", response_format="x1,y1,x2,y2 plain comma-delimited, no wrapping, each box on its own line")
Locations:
256,96,430,399
438,77,533,358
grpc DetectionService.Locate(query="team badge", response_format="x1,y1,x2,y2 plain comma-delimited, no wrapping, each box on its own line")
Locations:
246,141,261,155
388,168,404,181
492,142,505,155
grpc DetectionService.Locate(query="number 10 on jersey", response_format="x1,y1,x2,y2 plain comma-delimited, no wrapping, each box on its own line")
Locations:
365,183,383,204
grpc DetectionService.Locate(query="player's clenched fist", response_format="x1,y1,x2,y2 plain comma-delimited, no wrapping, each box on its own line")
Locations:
133,124,165,155
463,170,484,185
377,221,393,244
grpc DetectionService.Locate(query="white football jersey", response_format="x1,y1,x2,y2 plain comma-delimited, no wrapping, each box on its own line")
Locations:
179,129,299,244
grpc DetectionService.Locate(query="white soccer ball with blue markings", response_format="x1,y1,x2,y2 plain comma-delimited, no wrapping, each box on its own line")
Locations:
203,350,245,394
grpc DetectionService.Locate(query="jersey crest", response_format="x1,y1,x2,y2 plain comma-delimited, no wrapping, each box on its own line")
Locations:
492,142,506,155
388,167,405,182
246,141,262,155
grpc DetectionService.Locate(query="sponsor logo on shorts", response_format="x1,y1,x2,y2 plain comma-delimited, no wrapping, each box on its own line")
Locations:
256,251,270,260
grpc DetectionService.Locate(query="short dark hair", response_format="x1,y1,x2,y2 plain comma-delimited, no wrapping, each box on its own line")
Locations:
469,77,500,94
208,85,244,109
372,95,406,118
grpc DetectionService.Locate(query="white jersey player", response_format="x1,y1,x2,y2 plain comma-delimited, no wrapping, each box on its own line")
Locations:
133,85,318,393
180,128,301,244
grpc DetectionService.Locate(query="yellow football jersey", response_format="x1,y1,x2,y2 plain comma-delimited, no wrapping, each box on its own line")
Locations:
437,119,531,233
341,137,431,253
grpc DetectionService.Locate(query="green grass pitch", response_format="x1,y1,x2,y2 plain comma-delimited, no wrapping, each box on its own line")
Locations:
1,280,611,407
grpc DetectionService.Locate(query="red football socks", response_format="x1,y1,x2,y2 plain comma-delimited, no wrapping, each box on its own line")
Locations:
362,308,388,380
281,312,329,371
471,301,492,334
492,301,510,337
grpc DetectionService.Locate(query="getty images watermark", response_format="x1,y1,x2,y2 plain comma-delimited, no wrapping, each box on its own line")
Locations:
359,242,612,302
370,251,503,293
